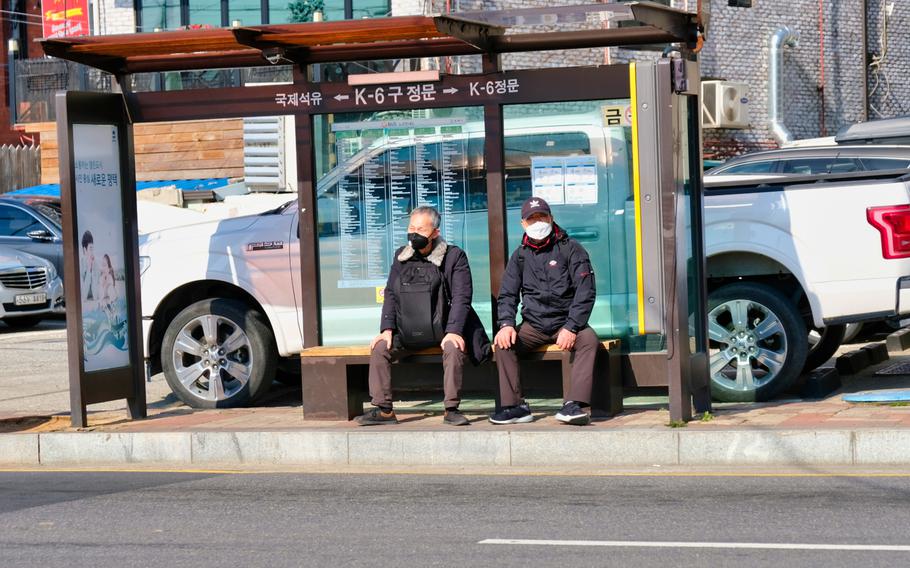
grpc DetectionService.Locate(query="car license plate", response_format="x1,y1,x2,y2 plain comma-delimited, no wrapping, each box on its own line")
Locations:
14,293,46,306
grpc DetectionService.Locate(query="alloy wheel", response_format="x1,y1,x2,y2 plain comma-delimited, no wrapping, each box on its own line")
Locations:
708,298,788,394
171,314,253,402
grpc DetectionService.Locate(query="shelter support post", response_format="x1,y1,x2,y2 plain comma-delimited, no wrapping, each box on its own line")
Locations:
632,59,709,422
294,65,322,350
484,103,507,326
658,60,693,423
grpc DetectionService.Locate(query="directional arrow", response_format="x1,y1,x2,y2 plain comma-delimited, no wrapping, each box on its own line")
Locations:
334,94,350,101
443,87,459,95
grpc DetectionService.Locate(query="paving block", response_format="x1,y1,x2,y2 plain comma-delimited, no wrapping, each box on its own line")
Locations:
800,367,842,400
886,328,910,353
348,431,510,466
835,349,871,376
0,434,39,465
510,430,678,466
678,430,853,465
40,432,191,465
861,343,890,365
854,431,910,464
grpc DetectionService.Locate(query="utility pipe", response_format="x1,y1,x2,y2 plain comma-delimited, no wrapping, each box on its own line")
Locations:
769,26,800,145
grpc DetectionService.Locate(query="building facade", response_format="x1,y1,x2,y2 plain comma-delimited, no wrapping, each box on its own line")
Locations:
3,0,909,159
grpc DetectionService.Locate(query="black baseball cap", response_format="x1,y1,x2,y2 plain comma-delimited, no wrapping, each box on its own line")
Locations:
521,196,552,220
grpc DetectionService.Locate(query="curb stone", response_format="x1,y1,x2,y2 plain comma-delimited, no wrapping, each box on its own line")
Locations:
0,434,39,466
2,428,910,467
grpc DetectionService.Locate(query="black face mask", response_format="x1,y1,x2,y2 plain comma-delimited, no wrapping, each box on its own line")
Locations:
408,232,431,251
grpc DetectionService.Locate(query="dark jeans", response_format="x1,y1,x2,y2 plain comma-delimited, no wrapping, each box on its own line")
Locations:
496,323,598,407
368,340,466,409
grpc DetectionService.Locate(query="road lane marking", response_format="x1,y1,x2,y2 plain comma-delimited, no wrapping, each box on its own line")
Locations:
479,539,910,552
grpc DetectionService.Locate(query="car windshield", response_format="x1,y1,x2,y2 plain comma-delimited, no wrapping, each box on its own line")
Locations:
32,204,62,228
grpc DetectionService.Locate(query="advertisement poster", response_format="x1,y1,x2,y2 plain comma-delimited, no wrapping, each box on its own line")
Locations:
73,124,130,372
42,0,90,39
530,156,566,205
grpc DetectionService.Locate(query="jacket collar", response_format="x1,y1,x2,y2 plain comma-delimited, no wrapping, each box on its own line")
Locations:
398,238,448,267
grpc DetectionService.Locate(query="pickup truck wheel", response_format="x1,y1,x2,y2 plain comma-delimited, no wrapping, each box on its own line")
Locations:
804,325,846,372
707,283,808,402
161,299,277,408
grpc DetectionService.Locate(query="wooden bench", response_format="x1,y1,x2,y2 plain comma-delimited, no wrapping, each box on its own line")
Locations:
299,339,622,421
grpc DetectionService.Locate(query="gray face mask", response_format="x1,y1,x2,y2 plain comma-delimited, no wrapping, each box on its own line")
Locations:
524,221,552,240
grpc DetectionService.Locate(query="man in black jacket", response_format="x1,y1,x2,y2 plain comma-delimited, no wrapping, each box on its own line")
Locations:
356,206,490,426
489,197,598,426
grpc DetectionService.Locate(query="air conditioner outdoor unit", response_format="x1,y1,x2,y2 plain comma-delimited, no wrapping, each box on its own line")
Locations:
701,80,750,129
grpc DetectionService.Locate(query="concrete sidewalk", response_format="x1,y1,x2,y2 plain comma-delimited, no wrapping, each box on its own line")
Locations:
4,395,910,469
3,341,910,469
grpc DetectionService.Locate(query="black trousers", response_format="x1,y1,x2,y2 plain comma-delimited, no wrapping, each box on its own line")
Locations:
495,323,598,407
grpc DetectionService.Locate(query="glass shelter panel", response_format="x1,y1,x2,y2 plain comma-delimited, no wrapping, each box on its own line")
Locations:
315,107,489,345
139,0,182,31
188,0,223,26
680,95,706,356
503,100,638,339
230,0,263,25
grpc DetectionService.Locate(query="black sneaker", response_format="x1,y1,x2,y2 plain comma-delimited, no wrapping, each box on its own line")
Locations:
355,407,398,426
555,401,590,425
488,403,533,425
443,408,470,426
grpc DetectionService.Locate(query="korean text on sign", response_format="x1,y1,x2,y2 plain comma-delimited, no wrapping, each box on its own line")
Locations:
275,92,324,107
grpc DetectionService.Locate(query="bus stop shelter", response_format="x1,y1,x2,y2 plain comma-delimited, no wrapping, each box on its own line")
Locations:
45,2,710,425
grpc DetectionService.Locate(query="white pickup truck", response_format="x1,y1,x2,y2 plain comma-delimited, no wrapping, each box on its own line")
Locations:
703,170,910,401
137,168,910,408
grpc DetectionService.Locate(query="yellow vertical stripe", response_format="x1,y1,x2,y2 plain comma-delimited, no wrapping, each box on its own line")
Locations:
629,63,646,335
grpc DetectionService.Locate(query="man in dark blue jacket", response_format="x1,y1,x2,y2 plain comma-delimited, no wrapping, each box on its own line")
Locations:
489,197,598,426
357,206,490,427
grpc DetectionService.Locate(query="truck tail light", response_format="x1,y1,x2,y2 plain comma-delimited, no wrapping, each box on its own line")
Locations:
867,204,910,259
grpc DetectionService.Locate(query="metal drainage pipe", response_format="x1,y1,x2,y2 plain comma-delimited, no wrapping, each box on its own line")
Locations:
768,26,801,145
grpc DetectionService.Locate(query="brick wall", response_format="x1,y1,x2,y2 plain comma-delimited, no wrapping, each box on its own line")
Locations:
867,1,910,119
1,0,44,144
694,0,868,158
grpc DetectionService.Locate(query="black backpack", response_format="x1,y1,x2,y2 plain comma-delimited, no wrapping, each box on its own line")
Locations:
394,259,449,350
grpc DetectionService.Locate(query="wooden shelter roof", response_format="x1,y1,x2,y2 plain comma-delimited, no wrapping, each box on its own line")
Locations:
41,2,697,75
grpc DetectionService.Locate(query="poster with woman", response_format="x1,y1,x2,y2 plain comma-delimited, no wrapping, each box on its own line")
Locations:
73,123,130,372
